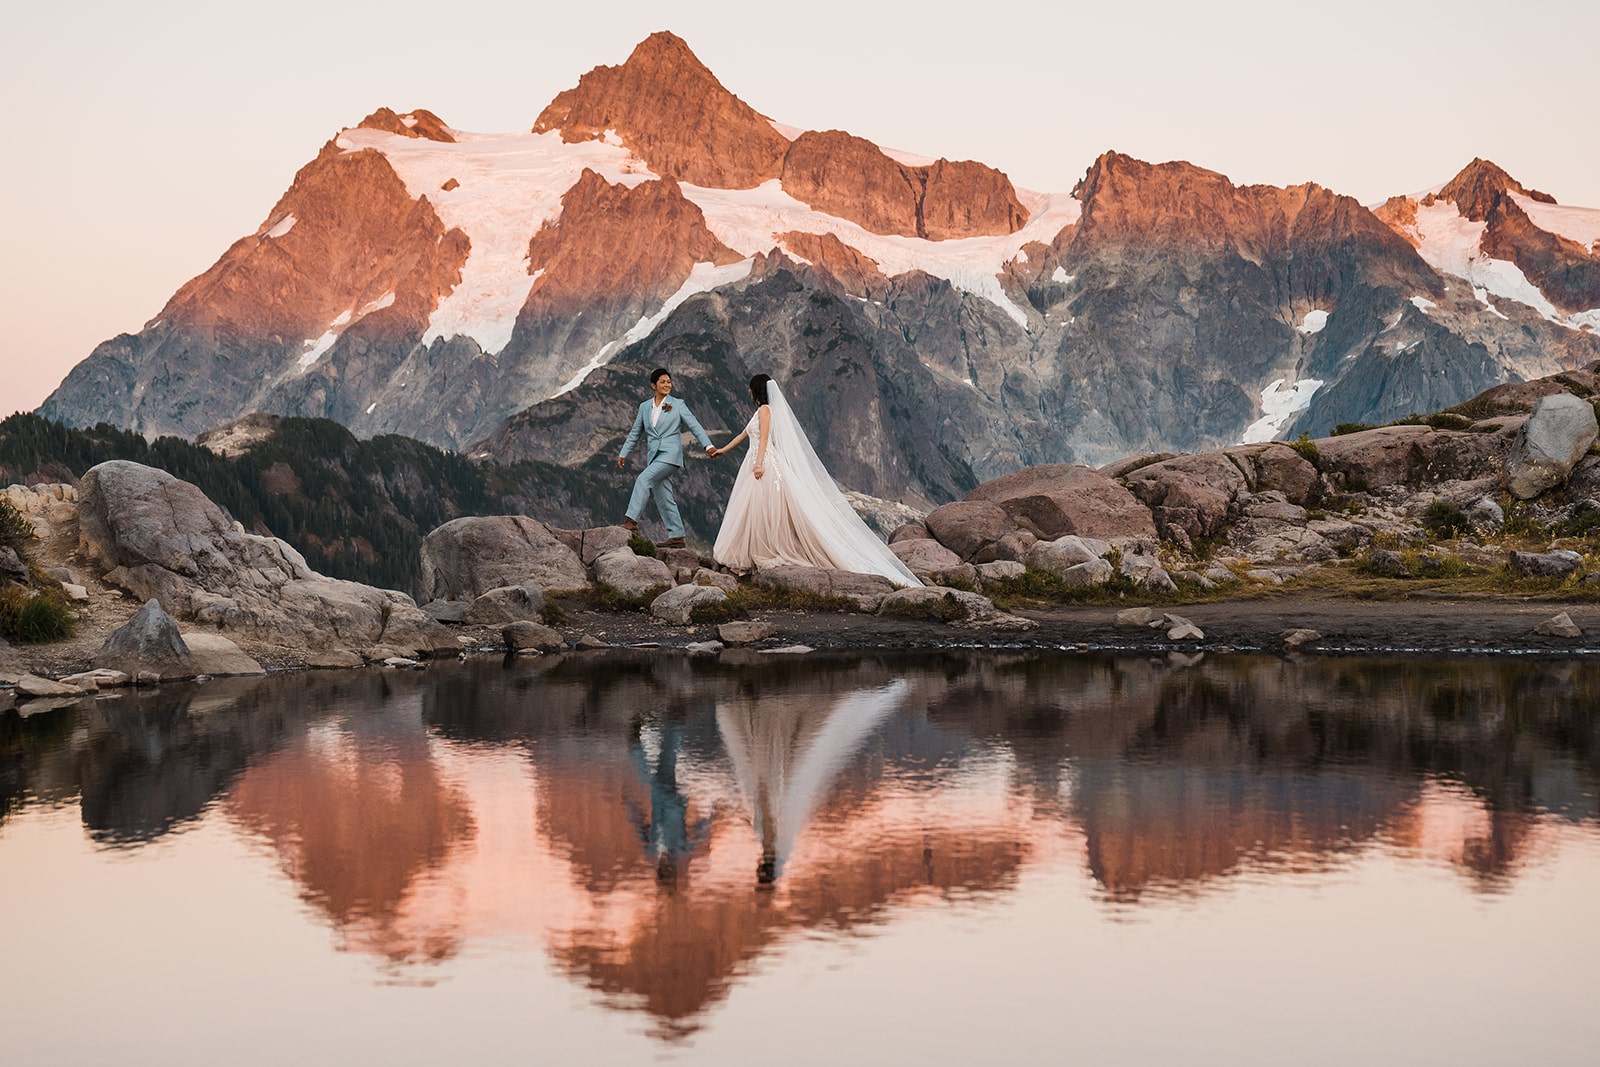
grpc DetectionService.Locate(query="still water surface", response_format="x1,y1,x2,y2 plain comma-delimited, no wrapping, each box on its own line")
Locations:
3,651,1598,1064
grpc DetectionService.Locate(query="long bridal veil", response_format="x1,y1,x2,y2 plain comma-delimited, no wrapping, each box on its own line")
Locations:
763,382,921,587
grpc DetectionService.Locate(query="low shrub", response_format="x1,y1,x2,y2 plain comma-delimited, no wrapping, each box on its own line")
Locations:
0,499,30,552
627,534,657,558
1289,432,1321,465
1331,423,1374,437
0,586,76,643
1422,501,1469,540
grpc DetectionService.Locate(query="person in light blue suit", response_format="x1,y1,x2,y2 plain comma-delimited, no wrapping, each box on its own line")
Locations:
617,367,716,548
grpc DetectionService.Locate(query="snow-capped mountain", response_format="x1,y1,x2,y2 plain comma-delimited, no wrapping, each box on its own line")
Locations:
38,32,1600,504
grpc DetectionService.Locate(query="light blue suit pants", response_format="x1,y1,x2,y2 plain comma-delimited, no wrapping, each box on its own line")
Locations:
627,459,685,537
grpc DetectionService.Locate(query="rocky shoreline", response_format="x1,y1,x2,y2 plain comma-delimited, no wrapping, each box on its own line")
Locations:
6,365,1600,710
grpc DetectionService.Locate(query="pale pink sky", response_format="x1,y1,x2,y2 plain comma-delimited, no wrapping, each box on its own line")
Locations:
3,0,1596,417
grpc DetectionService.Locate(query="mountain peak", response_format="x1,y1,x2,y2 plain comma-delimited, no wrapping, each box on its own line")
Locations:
355,108,455,144
1433,158,1555,219
532,32,789,189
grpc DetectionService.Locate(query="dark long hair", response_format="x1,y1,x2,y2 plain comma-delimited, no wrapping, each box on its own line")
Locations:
749,374,772,407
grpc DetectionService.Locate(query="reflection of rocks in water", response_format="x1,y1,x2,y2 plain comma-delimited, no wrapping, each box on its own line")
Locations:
6,651,1600,1037
225,694,477,964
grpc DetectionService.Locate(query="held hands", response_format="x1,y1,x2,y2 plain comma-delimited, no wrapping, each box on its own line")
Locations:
616,455,626,469
753,463,765,480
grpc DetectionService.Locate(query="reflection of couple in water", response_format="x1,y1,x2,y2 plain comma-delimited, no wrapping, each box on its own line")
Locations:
625,681,909,887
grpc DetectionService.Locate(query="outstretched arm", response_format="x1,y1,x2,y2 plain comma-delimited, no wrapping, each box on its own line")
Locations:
618,405,644,468
678,403,715,452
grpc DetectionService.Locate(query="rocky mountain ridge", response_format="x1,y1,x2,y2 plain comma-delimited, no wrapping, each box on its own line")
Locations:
37,32,1600,506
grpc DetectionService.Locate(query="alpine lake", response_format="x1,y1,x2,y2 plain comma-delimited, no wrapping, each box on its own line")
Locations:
3,649,1596,1065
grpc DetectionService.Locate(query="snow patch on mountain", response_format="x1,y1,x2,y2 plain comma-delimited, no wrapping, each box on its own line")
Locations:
297,330,339,370
264,214,297,238
683,182,1081,328
1297,310,1329,334
1406,200,1579,325
1512,194,1600,250
549,258,756,398
336,127,659,356
1241,377,1324,444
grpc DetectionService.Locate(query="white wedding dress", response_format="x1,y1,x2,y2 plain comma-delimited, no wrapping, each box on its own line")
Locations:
712,383,921,587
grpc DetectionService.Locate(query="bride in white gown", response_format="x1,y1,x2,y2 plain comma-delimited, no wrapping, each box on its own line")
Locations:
710,375,920,587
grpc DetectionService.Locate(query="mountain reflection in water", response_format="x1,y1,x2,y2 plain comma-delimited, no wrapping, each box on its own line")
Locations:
2,651,1597,1044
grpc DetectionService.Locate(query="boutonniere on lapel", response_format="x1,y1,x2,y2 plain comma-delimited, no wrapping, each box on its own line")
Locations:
661,402,673,412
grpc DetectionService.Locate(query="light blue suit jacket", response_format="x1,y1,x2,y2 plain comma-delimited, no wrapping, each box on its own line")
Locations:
619,395,714,468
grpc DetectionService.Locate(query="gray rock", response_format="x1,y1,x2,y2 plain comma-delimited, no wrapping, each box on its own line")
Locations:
577,525,634,566
0,547,27,579
1282,628,1321,649
650,584,727,625
79,461,451,652
60,669,130,689
975,560,1026,583
595,548,674,601
420,515,589,598
879,586,999,622
95,599,190,669
760,645,815,654
1026,535,1111,578
503,621,565,652
62,583,90,601
1534,612,1583,638
574,634,609,650
1058,558,1115,588
178,633,266,676
1366,549,1410,578
1120,555,1177,591
718,620,775,644
684,641,724,654
1504,393,1600,500
1466,496,1505,529
1202,564,1237,583
1509,550,1582,579
1245,569,1286,584
1115,607,1160,628
382,657,422,669
462,584,547,625
48,566,84,586
1164,614,1204,640
422,599,472,623
1121,453,1248,538
691,567,739,593
17,675,85,697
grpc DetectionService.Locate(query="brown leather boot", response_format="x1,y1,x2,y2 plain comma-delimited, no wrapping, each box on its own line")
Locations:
656,537,686,549
621,517,639,532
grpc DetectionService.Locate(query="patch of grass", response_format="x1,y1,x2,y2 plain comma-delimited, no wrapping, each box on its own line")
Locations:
1501,502,1549,540
1422,501,1470,540
1445,395,1514,421
1332,422,1375,437
1343,474,1370,493
1469,422,1503,434
1392,412,1472,431
0,499,31,552
1188,532,1228,560
1289,432,1321,465
627,534,657,558
981,566,1183,611
0,586,76,643
538,601,568,626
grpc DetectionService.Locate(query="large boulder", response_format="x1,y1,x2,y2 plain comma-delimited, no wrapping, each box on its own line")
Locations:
1025,535,1111,578
967,464,1157,541
92,599,264,678
878,586,1002,623
1222,443,1320,504
890,538,964,577
77,461,452,652
923,500,1011,561
1503,393,1600,499
594,548,674,601
420,516,589,599
462,584,547,625
1120,453,1247,538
